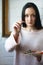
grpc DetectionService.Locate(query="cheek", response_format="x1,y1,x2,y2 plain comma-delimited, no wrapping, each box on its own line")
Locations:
25,18,29,22
25,18,27,23
32,18,36,25
32,17,36,22
25,17,27,20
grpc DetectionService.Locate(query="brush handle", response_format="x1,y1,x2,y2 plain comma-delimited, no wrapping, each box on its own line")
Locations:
24,50,43,55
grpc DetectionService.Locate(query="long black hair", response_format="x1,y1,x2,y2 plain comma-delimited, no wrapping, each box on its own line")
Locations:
22,2,43,30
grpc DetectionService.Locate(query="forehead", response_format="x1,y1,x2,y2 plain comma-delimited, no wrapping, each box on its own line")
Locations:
25,7,36,14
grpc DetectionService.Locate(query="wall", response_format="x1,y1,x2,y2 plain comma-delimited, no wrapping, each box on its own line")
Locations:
0,0,2,35
0,0,43,65
0,0,14,65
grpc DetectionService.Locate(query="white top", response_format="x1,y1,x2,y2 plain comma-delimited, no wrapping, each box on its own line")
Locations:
5,27,43,65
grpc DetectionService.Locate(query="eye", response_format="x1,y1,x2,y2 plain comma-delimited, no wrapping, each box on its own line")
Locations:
25,14,36,18
32,14,36,17
25,14,28,17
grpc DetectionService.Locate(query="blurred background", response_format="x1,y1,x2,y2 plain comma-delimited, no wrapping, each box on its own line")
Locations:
0,0,43,65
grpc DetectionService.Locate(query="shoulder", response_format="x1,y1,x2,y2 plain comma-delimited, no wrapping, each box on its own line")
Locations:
38,29,43,33
38,29,43,38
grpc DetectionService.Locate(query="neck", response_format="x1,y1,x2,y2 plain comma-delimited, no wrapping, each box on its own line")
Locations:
26,26,36,31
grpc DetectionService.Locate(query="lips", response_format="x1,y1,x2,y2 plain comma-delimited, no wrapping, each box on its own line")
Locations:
28,23,33,25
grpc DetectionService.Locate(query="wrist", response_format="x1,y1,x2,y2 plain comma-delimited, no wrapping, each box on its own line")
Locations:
13,32,19,43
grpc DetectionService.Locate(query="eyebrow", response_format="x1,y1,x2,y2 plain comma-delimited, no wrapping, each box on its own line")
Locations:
25,14,36,16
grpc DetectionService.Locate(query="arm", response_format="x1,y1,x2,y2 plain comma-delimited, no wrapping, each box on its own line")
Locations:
5,21,22,51
5,21,22,52
5,31,20,52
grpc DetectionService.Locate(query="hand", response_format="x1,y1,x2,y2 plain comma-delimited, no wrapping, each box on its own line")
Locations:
33,51,42,62
14,21,22,34
36,54,42,62
13,20,22,43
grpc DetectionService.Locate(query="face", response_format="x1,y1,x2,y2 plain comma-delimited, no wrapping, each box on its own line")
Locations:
25,7,36,27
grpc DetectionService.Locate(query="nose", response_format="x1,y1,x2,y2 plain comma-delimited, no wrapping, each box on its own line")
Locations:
28,15,32,22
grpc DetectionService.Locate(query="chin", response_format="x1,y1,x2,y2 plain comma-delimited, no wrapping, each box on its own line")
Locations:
27,24,33,27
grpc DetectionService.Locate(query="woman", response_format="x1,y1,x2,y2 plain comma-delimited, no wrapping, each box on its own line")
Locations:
5,2,43,65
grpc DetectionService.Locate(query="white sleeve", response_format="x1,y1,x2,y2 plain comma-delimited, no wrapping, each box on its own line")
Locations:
5,31,20,52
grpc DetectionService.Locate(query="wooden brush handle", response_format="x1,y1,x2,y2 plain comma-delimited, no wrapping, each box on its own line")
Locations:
32,50,43,54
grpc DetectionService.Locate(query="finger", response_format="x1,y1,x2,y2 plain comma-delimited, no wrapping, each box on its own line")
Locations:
16,23,21,27
17,20,23,25
14,24,21,33
14,23,19,28
16,22,22,27
17,20,22,23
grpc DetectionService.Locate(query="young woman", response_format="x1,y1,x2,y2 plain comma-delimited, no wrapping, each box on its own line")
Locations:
5,2,43,65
